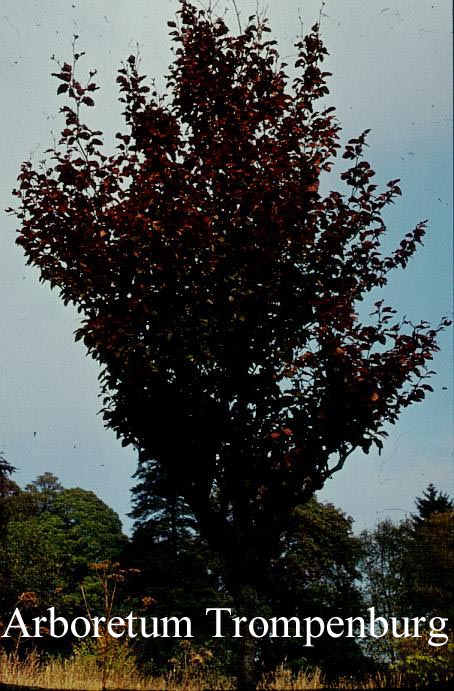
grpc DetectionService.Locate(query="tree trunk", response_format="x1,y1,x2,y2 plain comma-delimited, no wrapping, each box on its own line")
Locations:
237,628,257,691
233,583,258,691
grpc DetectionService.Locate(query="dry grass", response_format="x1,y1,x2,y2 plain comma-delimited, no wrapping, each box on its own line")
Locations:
258,665,403,690
1,650,157,690
258,664,325,689
0,650,230,691
0,651,405,690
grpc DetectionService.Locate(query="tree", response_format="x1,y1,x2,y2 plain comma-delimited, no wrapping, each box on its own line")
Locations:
129,477,365,678
359,519,412,664
5,513,63,602
407,486,454,625
0,457,16,492
412,483,453,527
127,461,228,673
359,487,454,671
267,500,366,678
130,457,198,560
0,456,18,618
25,471,64,512
0,457,17,528
51,488,127,572
11,3,449,687
407,511,454,623
2,476,127,632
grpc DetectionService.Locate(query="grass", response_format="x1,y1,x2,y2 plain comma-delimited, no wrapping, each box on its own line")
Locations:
0,651,409,690
3,649,230,691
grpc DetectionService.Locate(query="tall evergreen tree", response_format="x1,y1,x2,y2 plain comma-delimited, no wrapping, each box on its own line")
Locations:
412,483,453,527
406,485,453,625
127,459,227,672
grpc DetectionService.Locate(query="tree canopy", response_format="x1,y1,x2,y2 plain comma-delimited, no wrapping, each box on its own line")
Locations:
1,473,127,627
359,486,453,680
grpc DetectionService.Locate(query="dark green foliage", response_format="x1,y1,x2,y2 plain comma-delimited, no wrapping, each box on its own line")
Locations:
359,519,412,664
0,456,16,491
126,458,229,672
1,473,127,628
360,519,411,620
130,457,198,550
412,483,453,527
128,480,366,677
0,456,19,618
52,488,127,569
405,509,454,625
407,485,454,624
266,500,366,677
359,486,453,668
25,472,64,512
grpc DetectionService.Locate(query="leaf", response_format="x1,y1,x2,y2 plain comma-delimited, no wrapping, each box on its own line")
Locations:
57,83,69,95
82,96,95,107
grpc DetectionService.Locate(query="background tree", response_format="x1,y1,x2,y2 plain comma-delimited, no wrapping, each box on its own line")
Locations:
266,500,366,678
51,487,127,579
359,485,453,670
406,511,454,622
11,2,449,687
2,473,127,644
25,472,64,512
394,505,454,686
0,456,18,619
0,457,17,531
406,485,454,625
359,519,412,664
126,459,229,673
129,473,366,678
0,457,16,493
412,483,453,527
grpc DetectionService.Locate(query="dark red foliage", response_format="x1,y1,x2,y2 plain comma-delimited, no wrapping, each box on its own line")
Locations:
12,2,448,580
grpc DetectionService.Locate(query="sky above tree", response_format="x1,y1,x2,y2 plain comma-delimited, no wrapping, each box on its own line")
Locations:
1,0,452,533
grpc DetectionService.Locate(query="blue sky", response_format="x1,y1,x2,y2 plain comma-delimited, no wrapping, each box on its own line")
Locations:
1,0,452,532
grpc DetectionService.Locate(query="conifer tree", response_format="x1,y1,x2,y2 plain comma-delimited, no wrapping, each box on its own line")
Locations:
412,483,453,527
